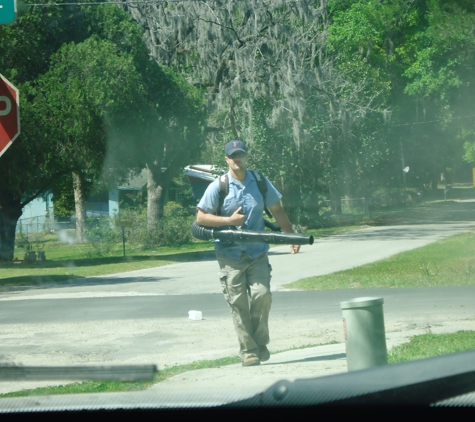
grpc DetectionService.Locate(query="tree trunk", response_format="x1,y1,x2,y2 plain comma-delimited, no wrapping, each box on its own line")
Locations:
72,171,86,243
329,184,342,215
0,191,23,261
146,162,165,233
229,100,239,139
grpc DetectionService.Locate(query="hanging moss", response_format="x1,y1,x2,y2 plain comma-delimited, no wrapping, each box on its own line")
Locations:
124,0,382,146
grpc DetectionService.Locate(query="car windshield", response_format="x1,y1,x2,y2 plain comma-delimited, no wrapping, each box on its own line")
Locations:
2,0,475,412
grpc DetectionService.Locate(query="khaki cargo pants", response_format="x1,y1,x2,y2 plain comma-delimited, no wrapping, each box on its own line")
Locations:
217,251,272,360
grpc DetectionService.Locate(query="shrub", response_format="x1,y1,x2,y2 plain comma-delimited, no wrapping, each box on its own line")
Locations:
155,214,194,246
83,203,196,255
85,217,121,256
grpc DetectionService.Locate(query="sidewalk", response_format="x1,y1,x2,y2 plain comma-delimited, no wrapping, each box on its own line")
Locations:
0,323,467,412
146,324,449,397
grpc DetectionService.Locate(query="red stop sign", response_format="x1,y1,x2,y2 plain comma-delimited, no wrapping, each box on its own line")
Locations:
0,74,20,158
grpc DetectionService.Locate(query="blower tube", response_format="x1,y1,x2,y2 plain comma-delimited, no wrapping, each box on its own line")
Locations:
191,221,314,245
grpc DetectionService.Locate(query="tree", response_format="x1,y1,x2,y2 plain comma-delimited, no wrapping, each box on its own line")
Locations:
0,4,205,258
32,36,149,241
82,5,207,232
328,0,475,191
0,5,86,260
126,0,387,220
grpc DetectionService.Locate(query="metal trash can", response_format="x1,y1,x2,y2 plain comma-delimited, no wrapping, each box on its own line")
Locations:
340,297,388,371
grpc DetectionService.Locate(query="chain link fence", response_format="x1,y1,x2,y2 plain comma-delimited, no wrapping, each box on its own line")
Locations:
16,216,74,237
16,216,51,236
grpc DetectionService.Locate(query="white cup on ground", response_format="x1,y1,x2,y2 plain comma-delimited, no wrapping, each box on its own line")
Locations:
188,310,202,320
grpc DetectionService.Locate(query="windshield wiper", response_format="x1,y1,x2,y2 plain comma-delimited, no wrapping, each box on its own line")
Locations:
0,365,157,382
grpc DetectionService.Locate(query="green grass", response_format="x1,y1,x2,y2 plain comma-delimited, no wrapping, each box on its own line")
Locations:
14,233,216,262
286,231,475,290
388,331,475,364
0,234,216,289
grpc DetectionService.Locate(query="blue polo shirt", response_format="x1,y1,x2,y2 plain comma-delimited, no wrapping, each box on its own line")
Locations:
197,170,282,260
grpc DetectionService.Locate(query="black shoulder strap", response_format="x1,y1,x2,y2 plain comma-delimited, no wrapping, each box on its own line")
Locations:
217,174,228,216
250,170,272,218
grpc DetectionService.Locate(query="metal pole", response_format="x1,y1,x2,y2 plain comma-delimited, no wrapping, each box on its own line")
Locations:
122,226,126,257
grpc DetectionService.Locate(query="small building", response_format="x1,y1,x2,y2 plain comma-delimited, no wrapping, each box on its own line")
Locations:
16,167,191,237
16,193,54,235
109,169,186,217
108,169,148,218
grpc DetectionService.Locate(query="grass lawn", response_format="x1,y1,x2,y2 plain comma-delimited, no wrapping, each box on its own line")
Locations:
388,330,475,364
286,231,475,290
0,235,217,290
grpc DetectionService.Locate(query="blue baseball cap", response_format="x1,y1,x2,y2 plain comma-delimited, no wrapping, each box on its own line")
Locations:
225,140,247,156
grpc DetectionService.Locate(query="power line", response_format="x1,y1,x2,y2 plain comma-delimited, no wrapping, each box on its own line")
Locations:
24,0,198,6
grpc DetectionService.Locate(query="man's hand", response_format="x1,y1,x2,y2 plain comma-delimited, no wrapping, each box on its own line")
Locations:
290,245,300,254
228,206,246,227
269,202,301,255
196,207,246,227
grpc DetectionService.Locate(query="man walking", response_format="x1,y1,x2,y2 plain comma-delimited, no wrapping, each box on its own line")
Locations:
196,140,301,366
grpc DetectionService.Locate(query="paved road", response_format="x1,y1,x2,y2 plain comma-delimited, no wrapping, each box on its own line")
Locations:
2,286,475,324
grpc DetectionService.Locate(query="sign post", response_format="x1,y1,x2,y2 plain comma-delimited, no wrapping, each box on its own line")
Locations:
117,220,132,257
0,73,20,157
0,0,17,25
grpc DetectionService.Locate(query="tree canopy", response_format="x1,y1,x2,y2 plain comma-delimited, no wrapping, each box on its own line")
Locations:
124,0,475,222
0,3,205,258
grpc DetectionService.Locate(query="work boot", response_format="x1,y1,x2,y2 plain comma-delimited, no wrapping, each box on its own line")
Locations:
259,345,270,362
242,354,260,367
